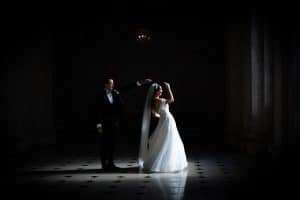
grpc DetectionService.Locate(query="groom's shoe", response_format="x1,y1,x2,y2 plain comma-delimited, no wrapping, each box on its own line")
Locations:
107,163,121,170
101,163,108,171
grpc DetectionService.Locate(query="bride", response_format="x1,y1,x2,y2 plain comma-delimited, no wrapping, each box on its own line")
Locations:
138,82,188,172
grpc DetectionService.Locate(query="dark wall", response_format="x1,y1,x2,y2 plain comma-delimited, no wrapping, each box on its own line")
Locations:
287,18,300,153
3,9,55,154
52,14,226,150
224,6,300,155
4,4,300,155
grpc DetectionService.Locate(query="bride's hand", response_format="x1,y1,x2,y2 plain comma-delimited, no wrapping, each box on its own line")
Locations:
163,82,170,87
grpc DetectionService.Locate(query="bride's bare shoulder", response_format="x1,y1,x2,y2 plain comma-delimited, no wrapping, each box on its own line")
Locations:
153,98,163,107
153,98,160,103
154,98,166,106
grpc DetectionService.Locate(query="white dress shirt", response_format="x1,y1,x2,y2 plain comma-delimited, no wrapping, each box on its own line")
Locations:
106,90,114,104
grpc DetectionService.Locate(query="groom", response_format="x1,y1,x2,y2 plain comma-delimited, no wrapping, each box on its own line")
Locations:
96,77,152,170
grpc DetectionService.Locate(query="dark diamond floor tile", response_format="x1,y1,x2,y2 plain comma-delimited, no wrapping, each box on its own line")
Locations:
29,180,39,184
104,191,113,195
109,185,117,189
138,185,147,188
49,185,58,189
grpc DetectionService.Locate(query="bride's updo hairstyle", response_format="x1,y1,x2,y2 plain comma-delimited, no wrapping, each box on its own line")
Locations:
151,83,161,107
153,83,161,93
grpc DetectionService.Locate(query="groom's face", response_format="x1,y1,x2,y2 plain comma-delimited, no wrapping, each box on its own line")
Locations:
105,79,114,91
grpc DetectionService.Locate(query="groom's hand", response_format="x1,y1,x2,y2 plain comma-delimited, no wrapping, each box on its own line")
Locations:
140,79,153,85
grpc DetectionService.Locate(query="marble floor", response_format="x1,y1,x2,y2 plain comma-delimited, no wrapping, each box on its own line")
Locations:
11,151,257,200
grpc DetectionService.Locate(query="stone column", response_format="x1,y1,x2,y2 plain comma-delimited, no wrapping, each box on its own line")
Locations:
249,13,265,153
273,32,283,151
263,16,273,152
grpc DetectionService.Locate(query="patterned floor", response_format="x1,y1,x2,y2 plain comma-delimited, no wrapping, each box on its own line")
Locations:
11,152,251,200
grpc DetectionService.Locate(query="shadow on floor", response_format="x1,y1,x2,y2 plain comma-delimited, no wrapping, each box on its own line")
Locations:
16,166,141,175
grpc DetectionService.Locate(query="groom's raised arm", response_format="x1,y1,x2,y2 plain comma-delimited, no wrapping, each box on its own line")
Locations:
117,79,152,93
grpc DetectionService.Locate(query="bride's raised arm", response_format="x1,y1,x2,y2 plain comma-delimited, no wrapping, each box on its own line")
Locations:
163,82,175,104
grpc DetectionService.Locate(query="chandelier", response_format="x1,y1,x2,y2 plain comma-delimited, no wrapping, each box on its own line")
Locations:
136,28,151,41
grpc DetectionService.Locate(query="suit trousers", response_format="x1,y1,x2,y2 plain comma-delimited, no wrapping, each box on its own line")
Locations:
99,120,118,168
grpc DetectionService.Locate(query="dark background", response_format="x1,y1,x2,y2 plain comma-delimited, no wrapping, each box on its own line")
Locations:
3,3,300,162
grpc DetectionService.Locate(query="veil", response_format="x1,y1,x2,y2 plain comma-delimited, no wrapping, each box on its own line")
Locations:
138,83,158,168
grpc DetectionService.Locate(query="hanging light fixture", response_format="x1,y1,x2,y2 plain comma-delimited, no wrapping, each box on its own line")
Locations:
136,28,151,41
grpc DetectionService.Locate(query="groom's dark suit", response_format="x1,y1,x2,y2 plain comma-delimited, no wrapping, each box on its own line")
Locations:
96,81,145,169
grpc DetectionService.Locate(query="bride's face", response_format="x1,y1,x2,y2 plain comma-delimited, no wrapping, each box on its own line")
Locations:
155,86,163,97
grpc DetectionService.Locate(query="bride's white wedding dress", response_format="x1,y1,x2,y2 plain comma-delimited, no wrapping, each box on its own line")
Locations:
140,98,188,172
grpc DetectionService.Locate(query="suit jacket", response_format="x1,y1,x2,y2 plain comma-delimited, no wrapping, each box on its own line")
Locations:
96,81,142,126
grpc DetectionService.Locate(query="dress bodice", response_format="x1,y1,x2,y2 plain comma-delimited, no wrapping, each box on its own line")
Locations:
159,99,169,114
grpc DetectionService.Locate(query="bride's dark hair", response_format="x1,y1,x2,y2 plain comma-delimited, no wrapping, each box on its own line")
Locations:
151,83,161,108
153,83,161,93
